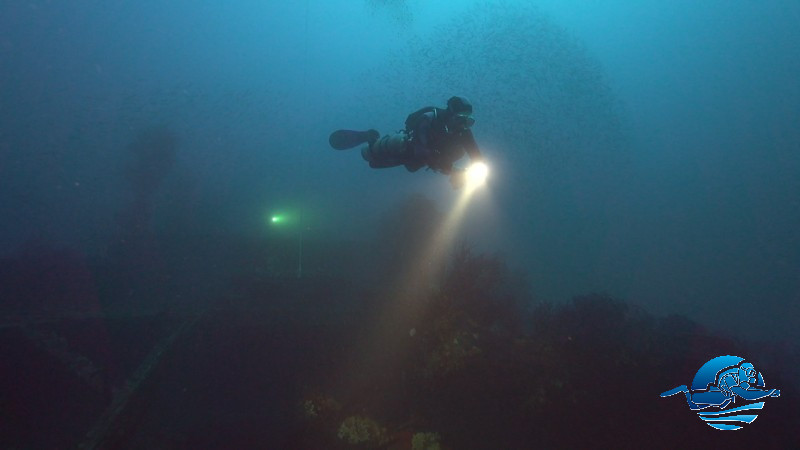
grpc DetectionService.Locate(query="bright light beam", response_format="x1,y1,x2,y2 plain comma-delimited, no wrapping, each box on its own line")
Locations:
464,161,489,192
338,160,493,404
415,162,491,283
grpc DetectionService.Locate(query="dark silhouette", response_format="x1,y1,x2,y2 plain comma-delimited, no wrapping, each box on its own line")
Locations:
107,127,177,301
330,96,484,188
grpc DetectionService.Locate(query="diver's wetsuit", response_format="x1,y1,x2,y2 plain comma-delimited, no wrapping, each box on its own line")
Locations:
407,109,482,173
363,107,482,174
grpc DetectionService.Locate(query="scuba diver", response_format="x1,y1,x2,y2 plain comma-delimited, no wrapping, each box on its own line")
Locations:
329,96,484,189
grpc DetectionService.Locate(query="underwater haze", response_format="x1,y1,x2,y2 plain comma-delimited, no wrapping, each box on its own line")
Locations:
1,0,799,448
3,0,798,343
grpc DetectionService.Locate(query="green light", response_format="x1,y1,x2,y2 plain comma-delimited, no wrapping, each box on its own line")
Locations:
267,213,287,226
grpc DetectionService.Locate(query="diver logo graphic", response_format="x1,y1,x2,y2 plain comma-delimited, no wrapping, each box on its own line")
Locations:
660,355,780,430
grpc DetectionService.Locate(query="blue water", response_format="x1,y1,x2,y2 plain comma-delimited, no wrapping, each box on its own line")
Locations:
1,1,798,447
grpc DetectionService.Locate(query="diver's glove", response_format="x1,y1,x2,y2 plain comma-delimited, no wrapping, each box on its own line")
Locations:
449,167,466,190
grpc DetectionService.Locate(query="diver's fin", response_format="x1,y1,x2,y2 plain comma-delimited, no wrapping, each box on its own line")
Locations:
660,385,689,397
329,129,379,150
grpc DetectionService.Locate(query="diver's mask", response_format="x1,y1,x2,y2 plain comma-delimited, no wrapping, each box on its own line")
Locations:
451,113,475,130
